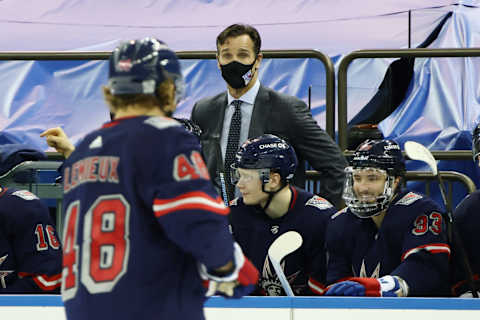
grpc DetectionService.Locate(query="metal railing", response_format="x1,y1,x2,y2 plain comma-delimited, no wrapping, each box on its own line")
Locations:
0,50,336,138
0,161,64,235
306,169,476,205
337,48,480,151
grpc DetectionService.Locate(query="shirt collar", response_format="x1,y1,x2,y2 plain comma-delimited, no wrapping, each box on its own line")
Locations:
227,79,260,106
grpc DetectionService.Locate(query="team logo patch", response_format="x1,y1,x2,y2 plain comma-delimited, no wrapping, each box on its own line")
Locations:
12,190,39,201
306,195,333,210
270,225,279,234
229,198,238,206
395,192,423,206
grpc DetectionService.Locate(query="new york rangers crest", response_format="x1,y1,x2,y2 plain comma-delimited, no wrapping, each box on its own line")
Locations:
306,195,333,210
12,190,39,201
395,192,423,206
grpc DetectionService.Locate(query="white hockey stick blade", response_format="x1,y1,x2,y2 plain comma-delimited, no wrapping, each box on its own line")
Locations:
268,231,303,297
404,141,438,175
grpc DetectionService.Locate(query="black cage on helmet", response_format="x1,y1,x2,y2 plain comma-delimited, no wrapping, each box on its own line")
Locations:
108,37,184,102
231,134,297,185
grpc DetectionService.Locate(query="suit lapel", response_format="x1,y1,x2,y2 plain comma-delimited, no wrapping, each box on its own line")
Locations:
248,85,272,138
213,93,228,137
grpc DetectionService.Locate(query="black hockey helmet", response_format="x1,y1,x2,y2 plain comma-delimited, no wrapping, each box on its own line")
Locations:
343,139,405,218
231,134,297,185
108,37,184,102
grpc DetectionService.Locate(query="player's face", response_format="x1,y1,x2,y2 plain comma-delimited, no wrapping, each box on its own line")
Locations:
235,168,268,205
217,34,257,66
352,168,387,203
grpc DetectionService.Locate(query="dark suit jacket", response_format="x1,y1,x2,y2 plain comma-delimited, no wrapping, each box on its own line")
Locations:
191,85,347,207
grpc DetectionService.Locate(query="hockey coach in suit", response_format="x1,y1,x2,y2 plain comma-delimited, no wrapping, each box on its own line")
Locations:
191,23,347,207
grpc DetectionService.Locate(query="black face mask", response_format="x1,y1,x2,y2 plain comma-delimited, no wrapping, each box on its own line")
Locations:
220,60,256,89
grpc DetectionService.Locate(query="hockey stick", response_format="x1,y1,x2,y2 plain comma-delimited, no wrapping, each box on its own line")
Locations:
214,138,229,206
268,231,303,296
404,141,478,297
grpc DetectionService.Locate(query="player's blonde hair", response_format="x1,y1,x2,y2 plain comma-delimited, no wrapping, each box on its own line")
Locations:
103,79,175,113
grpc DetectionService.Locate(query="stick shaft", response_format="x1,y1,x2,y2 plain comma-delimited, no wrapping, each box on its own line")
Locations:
270,258,295,296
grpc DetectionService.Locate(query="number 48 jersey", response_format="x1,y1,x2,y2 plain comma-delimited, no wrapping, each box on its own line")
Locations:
61,116,233,320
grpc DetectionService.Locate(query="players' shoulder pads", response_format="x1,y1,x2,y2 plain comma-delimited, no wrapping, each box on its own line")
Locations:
305,195,334,210
144,116,181,130
394,191,423,206
11,190,39,201
331,207,348,220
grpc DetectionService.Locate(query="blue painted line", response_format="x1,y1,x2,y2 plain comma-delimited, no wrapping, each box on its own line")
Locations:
0,295,63,306
1,295,479,310
205,296,292,308
292,297,480,310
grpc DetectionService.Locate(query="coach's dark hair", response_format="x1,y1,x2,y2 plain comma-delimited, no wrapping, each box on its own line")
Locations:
216,24,261,55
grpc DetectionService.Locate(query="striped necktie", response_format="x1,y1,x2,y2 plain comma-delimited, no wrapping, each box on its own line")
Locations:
224,100,242,202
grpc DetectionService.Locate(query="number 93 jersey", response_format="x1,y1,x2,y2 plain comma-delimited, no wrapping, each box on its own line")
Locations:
61,116,233,320
326,190,451,297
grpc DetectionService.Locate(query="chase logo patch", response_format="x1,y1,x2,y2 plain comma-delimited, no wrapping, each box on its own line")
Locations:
306,195,333,210
395,192,423,206
12,190,39,201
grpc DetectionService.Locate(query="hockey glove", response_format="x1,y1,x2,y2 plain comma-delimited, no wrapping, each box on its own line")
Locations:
325,275,409,297
199,242,259,298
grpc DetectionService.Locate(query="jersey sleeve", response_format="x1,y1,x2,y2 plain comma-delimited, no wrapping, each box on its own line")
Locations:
135,125,234,270
1,191,62,293
305,205,336,295
391,200,451,296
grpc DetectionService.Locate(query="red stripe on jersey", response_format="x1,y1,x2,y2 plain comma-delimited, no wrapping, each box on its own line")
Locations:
0,187,8,198
401,243,451,261
308,276,326,295
289,186,298,210
102,116,139,128
18,272,62,291
153,191,229,217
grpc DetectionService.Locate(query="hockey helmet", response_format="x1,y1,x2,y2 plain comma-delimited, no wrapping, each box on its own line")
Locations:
343,139,405,218
231,134,297,185
473,123,480,164
108,37,184,102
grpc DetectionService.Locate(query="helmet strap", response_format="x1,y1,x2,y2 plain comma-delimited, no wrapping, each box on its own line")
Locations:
260,180,288,211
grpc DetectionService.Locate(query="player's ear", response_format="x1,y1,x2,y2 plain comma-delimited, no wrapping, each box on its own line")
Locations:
269,172,282,188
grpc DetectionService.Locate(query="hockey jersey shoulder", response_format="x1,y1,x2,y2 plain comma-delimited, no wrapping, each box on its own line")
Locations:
305,195,334,211
143,116,181,130
10,189,39,201
394,191,424,206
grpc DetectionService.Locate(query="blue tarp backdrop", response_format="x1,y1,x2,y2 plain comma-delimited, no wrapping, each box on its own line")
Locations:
0,1,479,207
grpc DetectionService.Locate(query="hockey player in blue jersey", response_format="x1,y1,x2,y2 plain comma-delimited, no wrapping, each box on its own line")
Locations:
325,139,451,297
42,38,259,320
451,124,480,297
0,186,62,293
229,134,336,295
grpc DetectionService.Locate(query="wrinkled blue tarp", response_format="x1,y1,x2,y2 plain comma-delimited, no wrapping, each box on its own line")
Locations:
0,1,479,208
